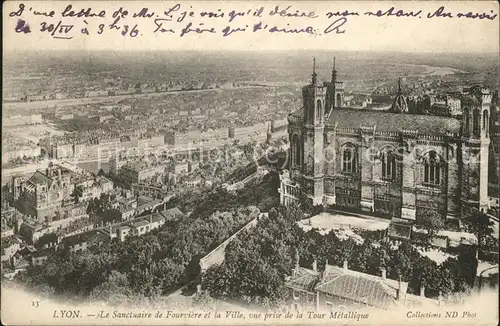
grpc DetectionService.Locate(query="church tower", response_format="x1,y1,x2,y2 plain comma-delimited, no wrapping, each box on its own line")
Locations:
302,58,326,205
324,57,344,116
390,78,409,113
460,86,491,214
266,121,272,144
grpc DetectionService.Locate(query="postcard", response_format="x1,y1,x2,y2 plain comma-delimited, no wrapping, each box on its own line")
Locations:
1,1,499,325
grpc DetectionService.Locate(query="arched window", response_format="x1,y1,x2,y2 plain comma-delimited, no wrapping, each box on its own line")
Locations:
483,110,489,133
336,93,342,108
291,134,300,167
342,146,357,174
381,150,396,181
423,151,441,186
473,109,480,135
463,108,470,133
316,99,322,121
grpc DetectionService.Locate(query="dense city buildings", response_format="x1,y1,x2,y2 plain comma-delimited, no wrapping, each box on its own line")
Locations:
119,161,167,185
1,50,498,320
21,164,74,220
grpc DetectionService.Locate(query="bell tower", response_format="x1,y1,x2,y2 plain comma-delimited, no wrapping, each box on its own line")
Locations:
324,56,344,116
302,58,326,205
461,87,491,214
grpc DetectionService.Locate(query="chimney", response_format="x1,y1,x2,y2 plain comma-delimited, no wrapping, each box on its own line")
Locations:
420,284,425,297
343,260,348,270
312,260,317,272
381,268,386,279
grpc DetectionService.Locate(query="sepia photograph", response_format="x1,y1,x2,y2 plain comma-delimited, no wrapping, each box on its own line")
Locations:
1,1,499,325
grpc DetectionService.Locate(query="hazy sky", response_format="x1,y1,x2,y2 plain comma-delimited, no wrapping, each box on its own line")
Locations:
3,1,499,53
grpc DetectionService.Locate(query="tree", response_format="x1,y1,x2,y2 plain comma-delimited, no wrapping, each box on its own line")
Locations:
202,205,304,308
435,266,455,296
89,270,133,303
387,241,417,282
441,256,471,293
388,248,413,281
298,193,315,215
275,202,305,222
70,187,81,204
464,210,494,247
415,208,445,243
185,255,202,285
411,256,440,296
456,246,478,288
351,241,375,273
86,199,94,214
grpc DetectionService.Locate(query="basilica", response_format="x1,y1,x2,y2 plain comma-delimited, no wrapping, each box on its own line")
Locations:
279,58,492,228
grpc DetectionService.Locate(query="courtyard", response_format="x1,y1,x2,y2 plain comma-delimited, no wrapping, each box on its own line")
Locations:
298,211,391,232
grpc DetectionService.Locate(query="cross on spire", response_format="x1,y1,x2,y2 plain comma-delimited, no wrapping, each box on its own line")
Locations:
311,57,317,85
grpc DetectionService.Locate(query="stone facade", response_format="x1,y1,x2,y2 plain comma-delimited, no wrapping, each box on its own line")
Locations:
279,61,492,223
23,165,73,220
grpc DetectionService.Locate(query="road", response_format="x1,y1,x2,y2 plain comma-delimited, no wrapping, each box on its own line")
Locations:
3,85,271,111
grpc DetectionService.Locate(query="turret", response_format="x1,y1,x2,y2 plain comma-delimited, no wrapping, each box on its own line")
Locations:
266,121,272,144
302,58,326,126
302,58,326,206
461,87,491,139
460,86,491,214
324,56,344,116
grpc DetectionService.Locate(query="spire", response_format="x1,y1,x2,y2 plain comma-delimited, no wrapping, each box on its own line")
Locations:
391,77,408,113
311,57,317,85
331,56,337,83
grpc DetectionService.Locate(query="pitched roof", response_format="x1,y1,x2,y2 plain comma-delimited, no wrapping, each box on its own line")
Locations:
162,207,184,220
20,222,43,232
62,233,88,247
120,205,135,213
32,247,56,258
326,108,461,136
36,232,59,246
29,171,53,187
13,257,29,269
151,212,166,223
285,267,321,293
288,108,304,124
1,235,21,248
314,265,407,310
130,219,149,228
62,230,107,247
